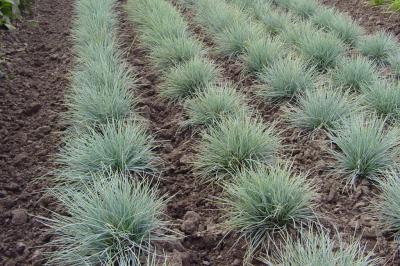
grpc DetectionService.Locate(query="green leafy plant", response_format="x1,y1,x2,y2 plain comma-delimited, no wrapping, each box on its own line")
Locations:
0,0,30,29
263,229,378,265
362,79,400,120
369,0,385,5
57,120,157,183
243,38,283,74
184,85,249,127
160,56,219,102
195,113,280,182
329,115,400,184
220,164,316,258
376,172,400,240
358,31,399,64
258,56,316,101
45,173,171,265
298,30,345,70
390,0,400,11
332,57,378,91
286,88,358,130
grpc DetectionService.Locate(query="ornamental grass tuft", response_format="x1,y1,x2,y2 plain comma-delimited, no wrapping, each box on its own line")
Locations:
195,113,280,182
220,164,316,256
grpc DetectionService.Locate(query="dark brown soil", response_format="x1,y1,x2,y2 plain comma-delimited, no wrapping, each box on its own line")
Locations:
1,0,400,265
322,0,400,38
0,0,72,265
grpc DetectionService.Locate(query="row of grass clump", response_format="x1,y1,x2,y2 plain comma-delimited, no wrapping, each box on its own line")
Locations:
184,0,400,263
125,0,323,263
44,0,173,264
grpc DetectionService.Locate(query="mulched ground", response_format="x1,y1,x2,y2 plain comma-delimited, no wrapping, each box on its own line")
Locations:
1,0,400,265
0,0,72,265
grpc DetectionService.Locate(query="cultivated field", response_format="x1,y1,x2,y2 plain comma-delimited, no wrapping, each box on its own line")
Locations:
1,0,400,265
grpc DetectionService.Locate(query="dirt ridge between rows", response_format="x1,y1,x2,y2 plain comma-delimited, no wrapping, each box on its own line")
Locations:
0,0,73,264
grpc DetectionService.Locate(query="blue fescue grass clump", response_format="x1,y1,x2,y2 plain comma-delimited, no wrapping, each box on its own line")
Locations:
220,164,316,257
362,80,400,120
195,113,280,182
68,0,136,129
311,7,363,46
286,88,359,130
57,120,156,183
215,19,263,56
126,0,207,70
377,172,400,241
263,229,379,265
388,53,400,78
184,85,250,127
258,56,316,101
160,56,219,102
192,0,245,35
329,115,400,184
45,173,171,265
332,57,378,91
298,30,345,70
244,37,284,74
358,31,400,64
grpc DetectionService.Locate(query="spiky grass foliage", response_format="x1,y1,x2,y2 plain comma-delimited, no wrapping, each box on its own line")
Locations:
67,55,135,128
72,0,118,56
329,115,400,183
286,88,358,130
195,114,280,182
68,0,136,128
234,0,292,35
126,0,188,43
126,0,206,69
160,57,218,102
220,164,316,256
280,20,316,47
263,230,378,265
192,0,245,35
376,172,400,239
45,173,170,265
358,31,399,64
214,20,262,56
258,56,316,101
298,30,345,70
148,37,205,70
184,85,249,127
243,38,284,73
57,120,156,183
311,7,363,45
389,53,400,78
332,57,378,91
362,80,400,119
287,0,319,18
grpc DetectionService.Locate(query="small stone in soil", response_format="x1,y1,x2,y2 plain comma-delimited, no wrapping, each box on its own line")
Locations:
24,102,42,116
11,209,28,225
181,211,201,234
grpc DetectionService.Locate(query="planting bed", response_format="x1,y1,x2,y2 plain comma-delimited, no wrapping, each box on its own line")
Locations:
1,0,400,265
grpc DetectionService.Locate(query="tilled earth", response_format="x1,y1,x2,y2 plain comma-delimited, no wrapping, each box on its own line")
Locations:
0,0,400,265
